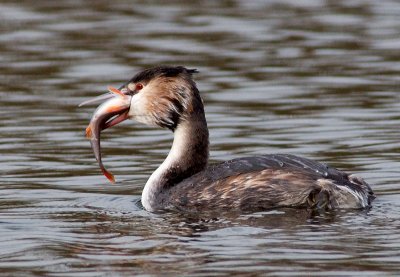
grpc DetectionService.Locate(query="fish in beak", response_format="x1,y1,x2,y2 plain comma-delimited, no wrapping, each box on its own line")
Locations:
82,86,132,183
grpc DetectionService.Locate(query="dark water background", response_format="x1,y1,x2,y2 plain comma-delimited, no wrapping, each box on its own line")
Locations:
1,0,400,275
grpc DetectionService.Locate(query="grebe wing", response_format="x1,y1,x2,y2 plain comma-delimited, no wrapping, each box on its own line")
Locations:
168,154,374,211
188,154,342,183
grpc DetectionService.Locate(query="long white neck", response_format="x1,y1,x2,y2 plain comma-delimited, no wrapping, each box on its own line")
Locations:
141,116,209,211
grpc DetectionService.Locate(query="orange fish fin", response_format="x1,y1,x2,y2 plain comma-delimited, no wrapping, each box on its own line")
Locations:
102,168,115,184
85,125,92,139
107,86,125,97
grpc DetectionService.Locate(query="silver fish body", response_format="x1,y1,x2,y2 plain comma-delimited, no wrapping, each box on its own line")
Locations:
85,94,131,183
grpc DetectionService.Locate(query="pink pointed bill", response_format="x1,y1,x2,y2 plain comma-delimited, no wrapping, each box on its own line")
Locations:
79,86,129,107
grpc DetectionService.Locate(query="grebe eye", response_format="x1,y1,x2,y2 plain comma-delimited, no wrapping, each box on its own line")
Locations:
136,83,144,91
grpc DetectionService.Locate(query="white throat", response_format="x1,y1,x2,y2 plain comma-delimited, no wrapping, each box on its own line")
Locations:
141,121,190,211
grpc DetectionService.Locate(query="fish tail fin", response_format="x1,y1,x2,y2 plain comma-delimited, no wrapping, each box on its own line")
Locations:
101,168,115,184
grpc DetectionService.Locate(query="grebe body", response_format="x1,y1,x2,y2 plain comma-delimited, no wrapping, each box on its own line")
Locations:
82,66,374,213
147,154,373,212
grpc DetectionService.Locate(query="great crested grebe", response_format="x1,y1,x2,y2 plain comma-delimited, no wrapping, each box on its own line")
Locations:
81,65,375,212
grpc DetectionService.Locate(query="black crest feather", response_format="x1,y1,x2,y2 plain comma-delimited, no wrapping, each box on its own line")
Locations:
130,66,198,84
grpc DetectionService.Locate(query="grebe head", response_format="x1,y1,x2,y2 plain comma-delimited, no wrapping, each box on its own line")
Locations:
126,66,200,131
81,66,201,132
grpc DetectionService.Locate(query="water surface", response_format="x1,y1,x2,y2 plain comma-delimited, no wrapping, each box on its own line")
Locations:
1,0,400,275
